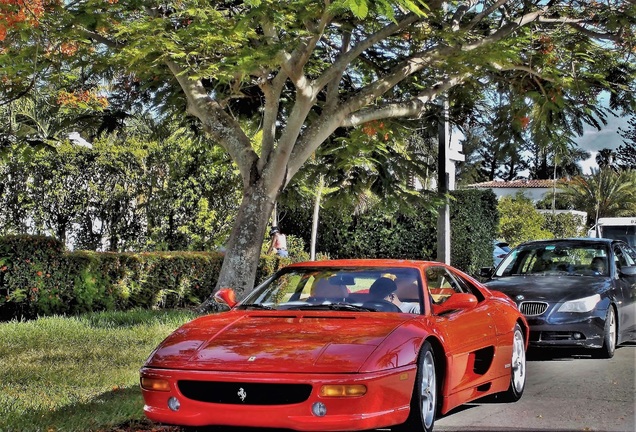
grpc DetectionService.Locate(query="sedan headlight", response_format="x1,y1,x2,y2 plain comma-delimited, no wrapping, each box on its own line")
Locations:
557,294,601,313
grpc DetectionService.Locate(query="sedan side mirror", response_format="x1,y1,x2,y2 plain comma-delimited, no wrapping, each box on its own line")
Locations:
214,288,237,308
619,265,636,277
479,267,494,278
432,293,478,315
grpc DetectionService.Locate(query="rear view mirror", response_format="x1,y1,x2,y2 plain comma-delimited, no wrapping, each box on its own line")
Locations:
214,288,237,308
329,275,355,285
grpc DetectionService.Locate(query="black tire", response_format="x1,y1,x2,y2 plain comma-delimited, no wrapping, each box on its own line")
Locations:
594,307,617,359
498,323,526,402
394,341,438,432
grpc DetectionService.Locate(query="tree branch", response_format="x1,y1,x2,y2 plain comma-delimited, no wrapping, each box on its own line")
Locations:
342,73,471,127
324,30,351,109
79,28,125,49
314,12,422,91
257,70,287,172
165,60,257,187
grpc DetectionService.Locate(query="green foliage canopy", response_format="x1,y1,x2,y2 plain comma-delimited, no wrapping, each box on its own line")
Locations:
2,0,635,295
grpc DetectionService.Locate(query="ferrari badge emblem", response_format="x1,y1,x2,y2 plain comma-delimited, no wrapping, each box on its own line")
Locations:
237,387,247,402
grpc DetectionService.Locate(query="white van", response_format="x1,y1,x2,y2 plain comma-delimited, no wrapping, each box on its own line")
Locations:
588,217,636,248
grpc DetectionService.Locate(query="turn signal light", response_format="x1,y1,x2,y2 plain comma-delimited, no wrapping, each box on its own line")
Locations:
140,377,171,392
320,384,367,397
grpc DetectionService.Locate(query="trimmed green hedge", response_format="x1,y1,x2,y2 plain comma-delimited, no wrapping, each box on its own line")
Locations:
0,235,289,321
280,189,499,275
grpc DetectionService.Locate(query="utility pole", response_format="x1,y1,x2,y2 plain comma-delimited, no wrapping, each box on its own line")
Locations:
437,97,451,264
436,96,465,264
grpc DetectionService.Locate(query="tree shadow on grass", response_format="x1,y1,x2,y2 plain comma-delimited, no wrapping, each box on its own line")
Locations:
1,386,177,432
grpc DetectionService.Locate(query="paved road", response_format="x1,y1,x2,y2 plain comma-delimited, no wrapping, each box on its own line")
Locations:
435,344,636,432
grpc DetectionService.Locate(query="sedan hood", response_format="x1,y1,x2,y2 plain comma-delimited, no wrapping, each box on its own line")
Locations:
485,275,611,302
145,311,411,373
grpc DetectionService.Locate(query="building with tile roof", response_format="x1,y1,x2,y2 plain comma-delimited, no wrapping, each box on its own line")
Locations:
465,179,557,202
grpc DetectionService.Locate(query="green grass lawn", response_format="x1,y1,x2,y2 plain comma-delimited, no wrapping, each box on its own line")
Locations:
0,309,197,432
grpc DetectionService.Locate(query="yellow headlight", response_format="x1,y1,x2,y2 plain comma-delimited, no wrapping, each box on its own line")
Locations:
140,377,171,392
320,384,367,397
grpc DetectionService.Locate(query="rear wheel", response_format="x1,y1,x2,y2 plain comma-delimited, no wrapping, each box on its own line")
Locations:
594,307,616,359
499,323,526,402
394,341,438,432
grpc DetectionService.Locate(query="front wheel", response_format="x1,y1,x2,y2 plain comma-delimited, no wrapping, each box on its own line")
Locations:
594,307,617,359
394,341,438,432
498,323,526,402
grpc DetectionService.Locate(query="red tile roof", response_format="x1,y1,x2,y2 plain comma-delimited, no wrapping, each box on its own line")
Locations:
467,179,557,188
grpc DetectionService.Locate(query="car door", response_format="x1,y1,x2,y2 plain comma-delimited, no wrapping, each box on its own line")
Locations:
613,244,636,340
424,265,497,395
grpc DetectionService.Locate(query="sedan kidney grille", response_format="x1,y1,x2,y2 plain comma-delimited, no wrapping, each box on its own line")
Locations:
178,380,312,405
519,301,548,316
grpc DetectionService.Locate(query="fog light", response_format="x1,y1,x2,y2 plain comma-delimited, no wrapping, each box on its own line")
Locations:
312,402,327,417
573,332,582,340
168,396,180,411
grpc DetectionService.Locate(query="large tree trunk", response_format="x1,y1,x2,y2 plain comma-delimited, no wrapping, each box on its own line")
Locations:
198,182,275,311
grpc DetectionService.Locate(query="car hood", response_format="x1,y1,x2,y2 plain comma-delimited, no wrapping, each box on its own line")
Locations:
485,275,611,303
145,311,412,373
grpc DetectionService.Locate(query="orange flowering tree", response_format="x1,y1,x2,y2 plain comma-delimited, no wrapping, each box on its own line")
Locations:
1,0,635,302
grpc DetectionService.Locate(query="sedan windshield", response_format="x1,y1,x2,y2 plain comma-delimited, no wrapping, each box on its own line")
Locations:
239,267,423,313
495,242,610,277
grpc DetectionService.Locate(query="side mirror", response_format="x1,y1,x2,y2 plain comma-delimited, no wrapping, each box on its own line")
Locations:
432,293,478,315
619,266,636,277
214,288,237,308
479,267,494,278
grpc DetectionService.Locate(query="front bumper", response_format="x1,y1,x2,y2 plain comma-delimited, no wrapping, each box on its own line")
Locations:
526,313,607,349
140,366,416,431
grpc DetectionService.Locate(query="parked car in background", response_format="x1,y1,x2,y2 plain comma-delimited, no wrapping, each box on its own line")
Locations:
483,238,636,358
493,240,511,267
141,259,528,432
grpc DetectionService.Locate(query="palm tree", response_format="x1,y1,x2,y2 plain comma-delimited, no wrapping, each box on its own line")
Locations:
595,148,616,170
558,168,636,227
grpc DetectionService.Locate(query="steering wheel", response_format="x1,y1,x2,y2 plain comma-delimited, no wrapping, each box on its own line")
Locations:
362,300,402,312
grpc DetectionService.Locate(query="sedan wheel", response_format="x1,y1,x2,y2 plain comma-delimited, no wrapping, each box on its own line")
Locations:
394,341,437,432
595,307,617,359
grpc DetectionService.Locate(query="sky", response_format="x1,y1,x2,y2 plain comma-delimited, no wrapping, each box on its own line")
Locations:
576,112,630,174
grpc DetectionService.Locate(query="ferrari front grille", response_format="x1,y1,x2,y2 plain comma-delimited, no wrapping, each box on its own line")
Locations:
519,301,548,316
178,380,312,405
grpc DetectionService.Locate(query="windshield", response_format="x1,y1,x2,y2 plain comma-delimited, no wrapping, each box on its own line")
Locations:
239,266,423,313
495,242,610,277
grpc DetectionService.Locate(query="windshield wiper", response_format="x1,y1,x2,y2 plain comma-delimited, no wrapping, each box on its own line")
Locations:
240,303,276,310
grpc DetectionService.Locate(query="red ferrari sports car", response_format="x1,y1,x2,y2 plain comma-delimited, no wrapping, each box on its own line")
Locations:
140,259,528,432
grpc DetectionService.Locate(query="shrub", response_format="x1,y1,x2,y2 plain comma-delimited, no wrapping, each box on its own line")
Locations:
542,212,587,238
0,236,286,321
498,193,554,247
279,189,498,275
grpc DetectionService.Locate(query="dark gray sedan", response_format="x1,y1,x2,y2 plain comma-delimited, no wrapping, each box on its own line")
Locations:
483,238,636,358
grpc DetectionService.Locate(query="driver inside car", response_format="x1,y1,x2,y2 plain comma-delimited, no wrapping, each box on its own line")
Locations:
369,277,420,314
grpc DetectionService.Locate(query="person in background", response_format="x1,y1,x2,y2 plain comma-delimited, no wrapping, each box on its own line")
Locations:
267,226,288,257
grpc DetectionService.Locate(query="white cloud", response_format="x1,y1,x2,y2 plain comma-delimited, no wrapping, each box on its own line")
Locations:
574,113,630,174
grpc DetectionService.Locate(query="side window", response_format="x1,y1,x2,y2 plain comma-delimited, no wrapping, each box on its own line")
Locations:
448,270,486,302
617,245,635,267
613,246,630,269
425,267,461,304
